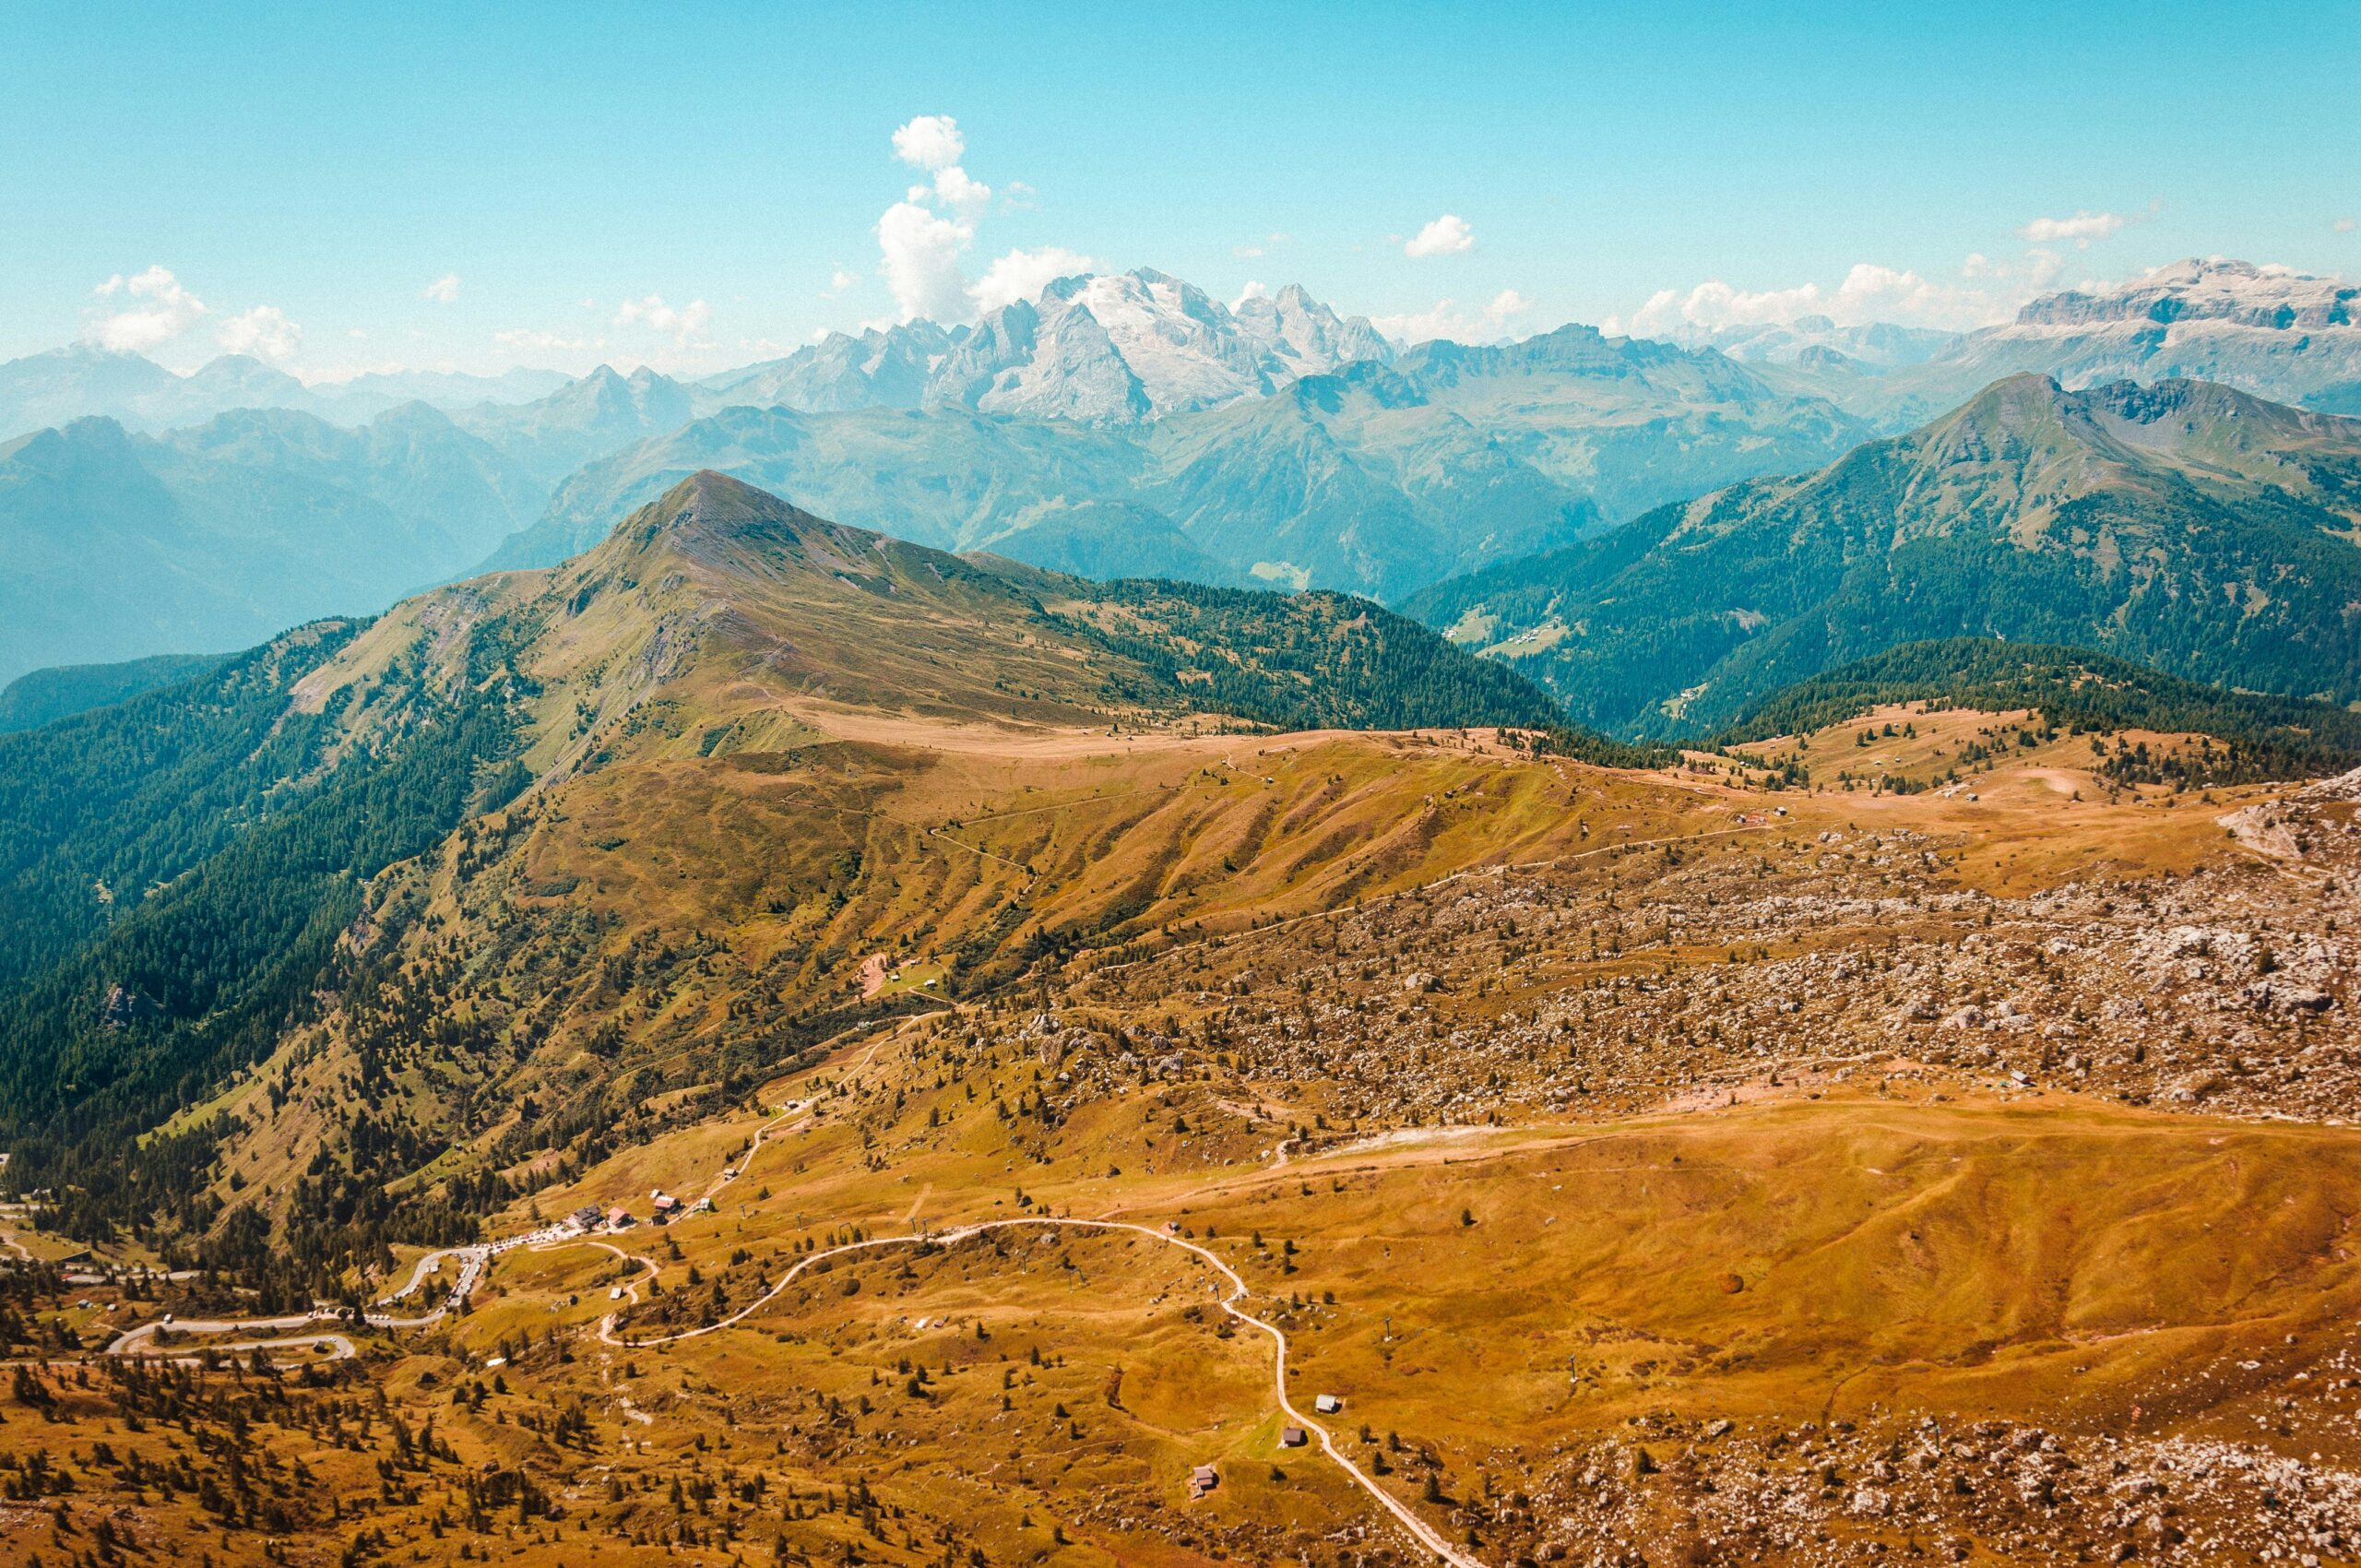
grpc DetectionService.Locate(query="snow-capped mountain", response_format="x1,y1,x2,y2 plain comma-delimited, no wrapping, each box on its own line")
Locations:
702,268,1398,425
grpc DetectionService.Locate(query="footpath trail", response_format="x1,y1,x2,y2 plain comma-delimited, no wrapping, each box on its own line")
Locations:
597,1214,1487,1568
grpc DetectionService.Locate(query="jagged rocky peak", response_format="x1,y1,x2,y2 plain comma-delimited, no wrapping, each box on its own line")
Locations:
702,268,1398,426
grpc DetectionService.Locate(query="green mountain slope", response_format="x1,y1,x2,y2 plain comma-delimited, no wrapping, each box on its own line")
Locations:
975,500,1247,586
1405,374,2361,737
0,472,1572,1275
0,652,233,734
1723,637,2361,783
0,616,528,1248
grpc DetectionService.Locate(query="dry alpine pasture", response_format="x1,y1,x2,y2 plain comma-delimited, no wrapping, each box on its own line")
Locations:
5,679,2358,1567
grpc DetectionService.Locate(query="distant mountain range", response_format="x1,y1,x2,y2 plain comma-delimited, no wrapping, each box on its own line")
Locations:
1669,315,1963,372
7,259,2361,701
1406,373,2361,736
0,342,567,437
0,406,540,684
482,324,1868,601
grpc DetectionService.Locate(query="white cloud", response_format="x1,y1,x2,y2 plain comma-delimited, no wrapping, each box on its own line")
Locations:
891,114,966,172
1371,287,1532,344
869,114,1086,326
216,304,303,361
826,267,859,296
2016,210,2131,247
1623,259,2031,337
87,265,208,352
930,166,989,219
1403,214,1475,258
613,294,713,345
969,246,1097,314
1232,280,1269,308
1000,181,1038,211
493,327,598,354
876,200,974,322
422,272,461,303
2336,217,2358,234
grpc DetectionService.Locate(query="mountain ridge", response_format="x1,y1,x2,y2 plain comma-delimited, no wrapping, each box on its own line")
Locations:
1406,372,2361,735
485,324,1867,600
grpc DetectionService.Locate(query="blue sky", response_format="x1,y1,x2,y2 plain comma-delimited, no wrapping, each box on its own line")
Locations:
4,0,2355,379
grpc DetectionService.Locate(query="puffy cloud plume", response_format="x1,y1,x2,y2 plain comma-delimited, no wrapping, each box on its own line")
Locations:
2016,210,2131,247
1370,287,1532,344
871,114,1078,324
931,164,992,218
422,273,461,303
88,265,208,352
890,113,966,172
876,201,974,322
969,246,1097,315
1403,214,1475,258
216,304,303,361
614,293,713,344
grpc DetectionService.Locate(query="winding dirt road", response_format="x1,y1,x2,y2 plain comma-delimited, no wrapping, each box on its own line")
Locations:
65,998,1510,1561
598,1215,1486,1568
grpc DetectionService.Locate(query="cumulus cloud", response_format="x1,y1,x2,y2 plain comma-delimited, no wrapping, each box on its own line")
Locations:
1622,259,2037,337
88,265,208,352
613,294,713,345
2017,210,2132,247
216,304,303,361
2337,217,2358,234
931,164,992,218
969,246,1097,314
422,273,461,303
493,327,599,354
877,200,975,322
1232,280,1269,308
826,267,859,296
869,113,1081,324
1371,288,1532,344
1403,214,1476,258
891,113,966,172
